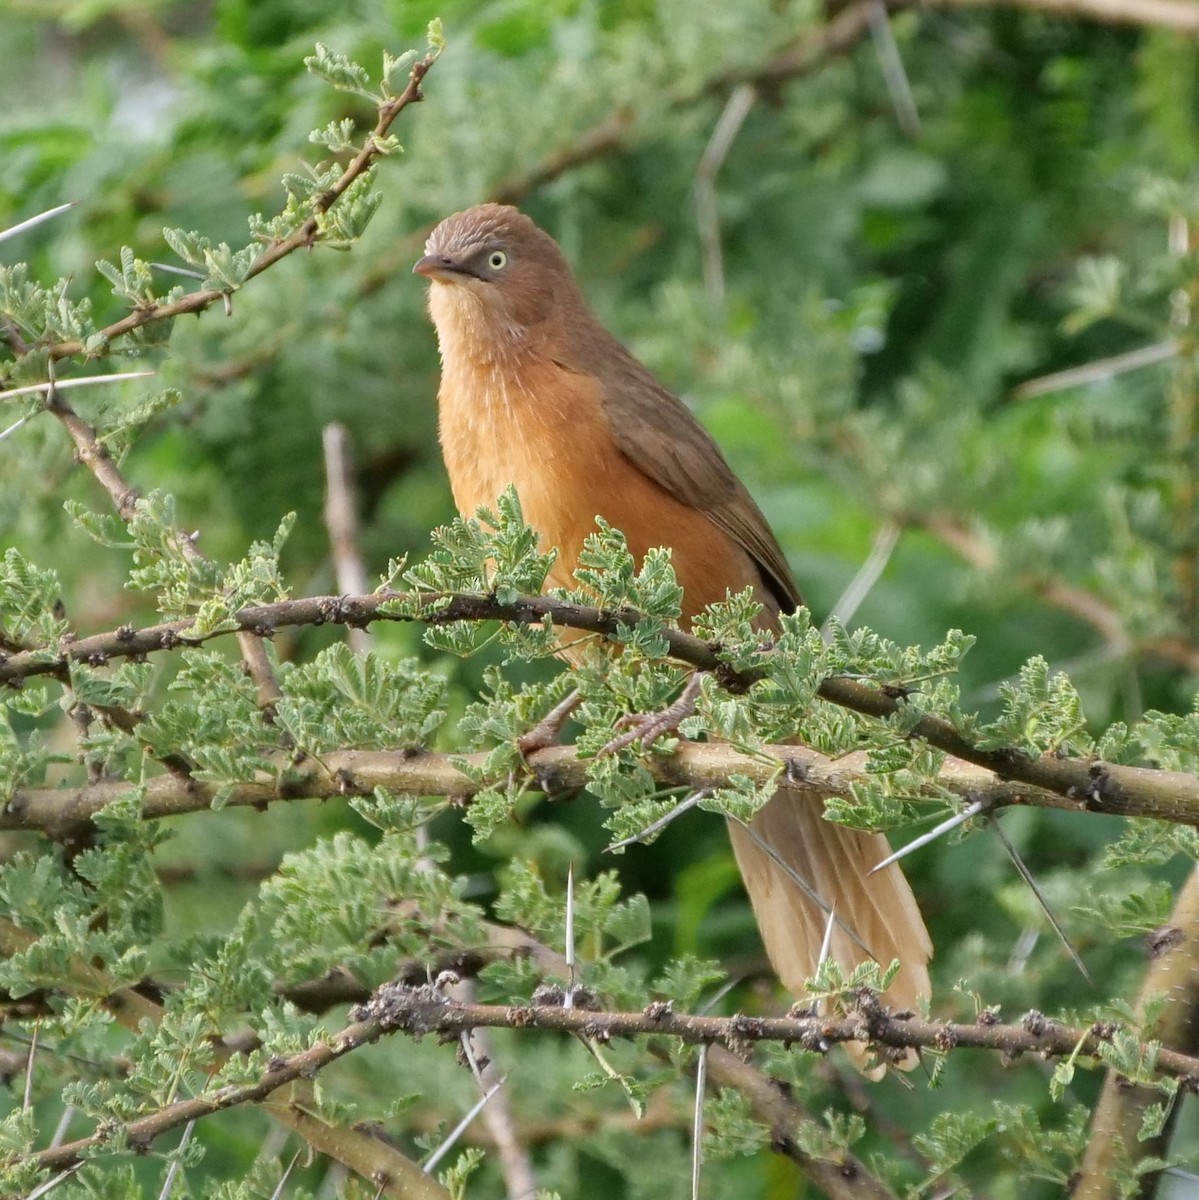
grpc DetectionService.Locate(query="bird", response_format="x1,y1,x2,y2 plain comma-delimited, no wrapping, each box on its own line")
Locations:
414,203,932,1067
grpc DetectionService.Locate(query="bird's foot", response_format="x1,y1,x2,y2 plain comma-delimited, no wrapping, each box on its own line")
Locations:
517,688,582,756
600,672,705,756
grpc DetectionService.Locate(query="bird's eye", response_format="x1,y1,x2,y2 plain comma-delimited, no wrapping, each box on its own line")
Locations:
487,250,508,271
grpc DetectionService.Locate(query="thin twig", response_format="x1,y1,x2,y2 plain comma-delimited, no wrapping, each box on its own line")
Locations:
0,927,441,1199
42,371,284,709
1013,339,1179,399
516,687,583,755
22,996,453,1198
360,0,888,297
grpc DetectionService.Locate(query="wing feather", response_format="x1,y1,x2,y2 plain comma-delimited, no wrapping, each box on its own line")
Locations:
564,329,802,614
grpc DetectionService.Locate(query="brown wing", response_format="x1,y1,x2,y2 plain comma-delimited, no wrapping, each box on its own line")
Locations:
565,329,803,614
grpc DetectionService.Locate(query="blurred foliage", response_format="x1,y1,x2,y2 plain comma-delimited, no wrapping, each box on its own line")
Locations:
3,0,1199,1197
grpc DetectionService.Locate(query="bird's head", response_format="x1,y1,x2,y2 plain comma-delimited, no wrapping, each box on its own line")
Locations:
414,204,575,361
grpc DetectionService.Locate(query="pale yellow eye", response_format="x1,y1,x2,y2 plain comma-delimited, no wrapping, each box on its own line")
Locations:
487,250,508,271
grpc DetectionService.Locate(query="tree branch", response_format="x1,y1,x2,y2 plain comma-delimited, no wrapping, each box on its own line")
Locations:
1073,864,1199,1198
5,588,1199,826
348,982,1199,1092
0,740,1090,845
700,1045,900,1200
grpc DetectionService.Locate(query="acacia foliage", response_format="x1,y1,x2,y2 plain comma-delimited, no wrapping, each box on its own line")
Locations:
1,1,1199,1198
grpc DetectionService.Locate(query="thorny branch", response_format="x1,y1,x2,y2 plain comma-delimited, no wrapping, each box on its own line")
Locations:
16,967,1196,1197
5,588,1199,826
0,741,1089,842
39,52,437,362
698,1045,899,1200
1073,865,1199,1199
350,983,1199,1090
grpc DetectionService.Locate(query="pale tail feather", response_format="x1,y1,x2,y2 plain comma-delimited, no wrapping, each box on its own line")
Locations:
726,791,932,1075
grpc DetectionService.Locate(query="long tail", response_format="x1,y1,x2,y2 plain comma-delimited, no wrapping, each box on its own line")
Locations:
726,791,932,1073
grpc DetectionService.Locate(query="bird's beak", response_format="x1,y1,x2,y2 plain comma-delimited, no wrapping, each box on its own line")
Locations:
412,254,468,282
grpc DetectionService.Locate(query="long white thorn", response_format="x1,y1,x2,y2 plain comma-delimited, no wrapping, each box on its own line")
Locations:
48,1105,75,1150
422,1078,507,1175
697,975,741,1015
607,790,707,851
157,1119,196,1200
868,799,989,876
564,861,576,1010
692,1044,709,1200
0,371,156,404
813,908,838,1017
0,202,77,246
824,522,901,636
694,83,756,308
267,1148,304,1200
150,261,207,281
23,1165,81,1199
0,414,31,441
989,816,1092,984
817,907,837,972
22,1021,38,1111
867,0,921,137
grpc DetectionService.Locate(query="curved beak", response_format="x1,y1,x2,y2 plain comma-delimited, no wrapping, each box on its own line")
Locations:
413,254,468,282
